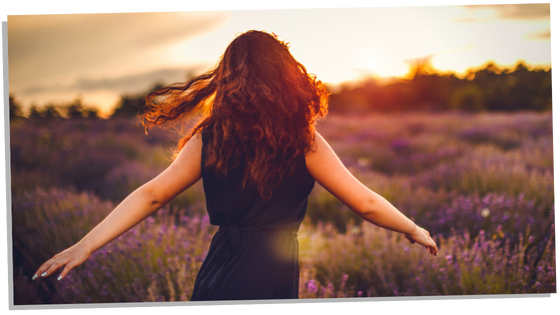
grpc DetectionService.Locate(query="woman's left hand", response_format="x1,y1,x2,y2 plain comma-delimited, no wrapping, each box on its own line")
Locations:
32,243,92,281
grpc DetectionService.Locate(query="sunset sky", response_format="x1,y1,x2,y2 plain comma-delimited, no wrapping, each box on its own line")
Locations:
7,3,551,116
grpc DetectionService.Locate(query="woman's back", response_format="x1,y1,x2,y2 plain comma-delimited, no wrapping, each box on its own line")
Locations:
33,30,437,299
190,128,315,300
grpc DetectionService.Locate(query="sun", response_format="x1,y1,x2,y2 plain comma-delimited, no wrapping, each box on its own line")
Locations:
358,55,412,80
365,58,377,71
351,57,379,79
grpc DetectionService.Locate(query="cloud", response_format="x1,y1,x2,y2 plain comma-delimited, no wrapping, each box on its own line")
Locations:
525,29,551,41
8,12,230,84
457,4,549,22
20,66,208,95
9,12,229,54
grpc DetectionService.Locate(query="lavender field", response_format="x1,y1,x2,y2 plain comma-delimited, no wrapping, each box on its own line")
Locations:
10,111,555,304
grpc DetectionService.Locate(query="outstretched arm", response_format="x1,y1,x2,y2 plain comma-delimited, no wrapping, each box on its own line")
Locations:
33,134,204,281
76,133,203,256
305,131,438,256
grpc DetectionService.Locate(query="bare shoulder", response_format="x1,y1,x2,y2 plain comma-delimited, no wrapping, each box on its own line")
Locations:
305,130,372,212
190,129,206,148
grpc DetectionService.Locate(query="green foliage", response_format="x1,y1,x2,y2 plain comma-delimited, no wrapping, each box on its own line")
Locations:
450,83,485,112
111,93,146,117
22,98,100,120
61,98,99,119
111,83,165,117
329,61,551,113
9,94,24,120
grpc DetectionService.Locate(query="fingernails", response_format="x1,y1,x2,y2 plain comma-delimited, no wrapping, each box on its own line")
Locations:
41,272,47,277
57,275,62,281
32,274,38,280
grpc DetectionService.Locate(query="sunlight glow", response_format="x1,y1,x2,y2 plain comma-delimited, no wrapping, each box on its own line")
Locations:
8,5,551,112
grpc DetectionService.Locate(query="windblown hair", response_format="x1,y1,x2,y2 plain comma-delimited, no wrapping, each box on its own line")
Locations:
141,30,329,197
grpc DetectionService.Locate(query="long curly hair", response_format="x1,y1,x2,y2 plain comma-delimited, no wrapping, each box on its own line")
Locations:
140,30,329,197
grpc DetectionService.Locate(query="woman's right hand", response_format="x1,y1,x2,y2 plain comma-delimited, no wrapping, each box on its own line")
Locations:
32,243,92,281
405,225,438,256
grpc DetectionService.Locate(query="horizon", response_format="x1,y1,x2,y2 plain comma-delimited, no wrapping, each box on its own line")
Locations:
8,4,551,116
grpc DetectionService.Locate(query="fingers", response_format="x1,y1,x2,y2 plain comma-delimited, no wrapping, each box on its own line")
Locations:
32,269,48,280
58,262,75,281
423,244,436,255
33,255,69,281
405,232,438,256
429,245,438,255
38,261,62,279
422,229,438,255
33,258,54,280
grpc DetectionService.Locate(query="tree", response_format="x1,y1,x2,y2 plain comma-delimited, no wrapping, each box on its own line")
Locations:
28,105,42,119
82,107,100,119
111,94,145,117
42,104,64,120
65,98,86,119
111,83,165,118
450,84,485,112
9,94,23,120
468,62,504,110
404,55,437,79
63,98,99,119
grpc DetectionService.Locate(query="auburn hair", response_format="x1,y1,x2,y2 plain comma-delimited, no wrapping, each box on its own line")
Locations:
140,30,329,197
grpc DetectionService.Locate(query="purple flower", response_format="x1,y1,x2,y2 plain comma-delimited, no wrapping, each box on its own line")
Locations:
390,138,410,152
307,280,318,294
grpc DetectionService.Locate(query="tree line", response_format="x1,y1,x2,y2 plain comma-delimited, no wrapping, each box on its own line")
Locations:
8,61,552,121
329,60,552,113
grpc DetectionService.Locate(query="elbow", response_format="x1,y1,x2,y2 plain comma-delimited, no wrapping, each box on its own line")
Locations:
139,186,164,208
362,195,378,216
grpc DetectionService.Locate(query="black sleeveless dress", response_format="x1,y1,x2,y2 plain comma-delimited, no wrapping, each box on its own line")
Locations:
190,129,315,301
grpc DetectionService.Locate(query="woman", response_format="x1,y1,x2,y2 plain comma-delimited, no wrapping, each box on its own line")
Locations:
33,30,438,301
